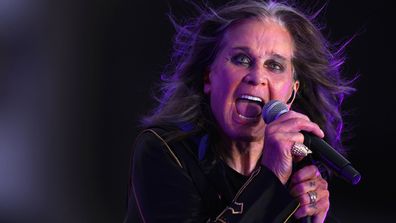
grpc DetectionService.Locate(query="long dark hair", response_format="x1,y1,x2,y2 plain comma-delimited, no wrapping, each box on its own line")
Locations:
142,0,355,155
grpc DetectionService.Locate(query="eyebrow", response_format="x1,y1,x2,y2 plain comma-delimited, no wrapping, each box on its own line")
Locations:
270,54,288,63
231,46,289,62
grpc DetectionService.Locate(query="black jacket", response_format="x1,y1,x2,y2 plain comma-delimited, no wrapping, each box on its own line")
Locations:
123,127,338,223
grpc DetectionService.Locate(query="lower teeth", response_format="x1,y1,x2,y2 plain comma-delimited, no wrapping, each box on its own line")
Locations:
238,113,258,120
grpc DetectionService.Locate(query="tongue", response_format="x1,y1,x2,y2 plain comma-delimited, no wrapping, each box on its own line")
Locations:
236,99,262,118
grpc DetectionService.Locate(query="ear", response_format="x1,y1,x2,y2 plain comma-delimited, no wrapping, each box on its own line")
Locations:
203,69,211,94
287,80,299,105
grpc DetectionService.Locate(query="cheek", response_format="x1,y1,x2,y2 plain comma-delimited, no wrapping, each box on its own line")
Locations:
209,71,240,115
280,84,292,96
212,74,239,102
271,79,295,100
210,80,230,106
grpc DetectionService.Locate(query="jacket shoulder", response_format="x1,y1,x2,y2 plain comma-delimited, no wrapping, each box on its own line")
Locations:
132,127,186,168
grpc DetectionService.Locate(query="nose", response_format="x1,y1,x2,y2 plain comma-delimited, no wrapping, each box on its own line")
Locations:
242,67,267,86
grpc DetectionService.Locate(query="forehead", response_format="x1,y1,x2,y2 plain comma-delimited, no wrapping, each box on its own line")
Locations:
220,18,294,59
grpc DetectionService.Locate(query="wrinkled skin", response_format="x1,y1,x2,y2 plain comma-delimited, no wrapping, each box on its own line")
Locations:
205,18,330,222
262,110,329,222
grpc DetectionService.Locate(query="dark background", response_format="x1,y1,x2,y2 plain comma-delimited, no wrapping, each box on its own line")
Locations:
0,0,394,222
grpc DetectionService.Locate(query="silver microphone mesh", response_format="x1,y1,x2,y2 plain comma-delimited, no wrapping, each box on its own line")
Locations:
262,100,289,124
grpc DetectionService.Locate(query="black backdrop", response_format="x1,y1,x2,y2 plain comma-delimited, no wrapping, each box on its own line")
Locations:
0,0,395,222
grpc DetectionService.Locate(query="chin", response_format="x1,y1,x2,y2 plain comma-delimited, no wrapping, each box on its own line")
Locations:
226,126,264,142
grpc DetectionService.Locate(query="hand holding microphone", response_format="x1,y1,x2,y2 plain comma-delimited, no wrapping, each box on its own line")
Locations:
262,100,361,185
260,101,326,185
260,100,361,222
260,100,331,222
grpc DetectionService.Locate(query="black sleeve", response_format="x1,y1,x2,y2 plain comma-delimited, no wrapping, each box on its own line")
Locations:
125,131,209,223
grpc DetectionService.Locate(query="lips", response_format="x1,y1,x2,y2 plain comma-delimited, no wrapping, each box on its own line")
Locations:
235,95,264,119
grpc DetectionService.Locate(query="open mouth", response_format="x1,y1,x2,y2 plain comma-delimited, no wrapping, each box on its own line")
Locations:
235,95,264,120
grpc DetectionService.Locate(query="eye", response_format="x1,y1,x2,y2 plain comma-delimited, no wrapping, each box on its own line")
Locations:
265,59,285,73
231,53,252,67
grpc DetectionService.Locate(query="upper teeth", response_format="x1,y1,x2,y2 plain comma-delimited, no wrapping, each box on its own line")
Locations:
240,95,262,103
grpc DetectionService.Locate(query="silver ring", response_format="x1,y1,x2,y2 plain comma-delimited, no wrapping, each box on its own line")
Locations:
307,191,317,205
291,142,312,157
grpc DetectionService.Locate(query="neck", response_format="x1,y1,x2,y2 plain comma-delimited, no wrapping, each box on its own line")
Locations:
222,140,263,176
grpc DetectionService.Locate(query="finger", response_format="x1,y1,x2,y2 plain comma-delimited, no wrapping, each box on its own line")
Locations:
265,132,305,145
314,206,330,223
290,165,321,186
265,112,309,134
289,177,328,196
293,196,330,219
298,190,329,206
268,111,324,138
272,110,311,123
263,132,305,161
277,118,324,138
289,179,317,196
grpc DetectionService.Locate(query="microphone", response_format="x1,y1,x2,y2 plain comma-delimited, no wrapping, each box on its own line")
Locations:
262,100,361,185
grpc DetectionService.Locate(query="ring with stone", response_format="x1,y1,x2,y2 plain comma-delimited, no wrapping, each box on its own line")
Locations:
291,142,312,157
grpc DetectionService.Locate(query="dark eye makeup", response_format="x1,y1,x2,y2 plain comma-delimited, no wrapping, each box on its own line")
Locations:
264,59,285,73
231,53,252,67
229,51,287,74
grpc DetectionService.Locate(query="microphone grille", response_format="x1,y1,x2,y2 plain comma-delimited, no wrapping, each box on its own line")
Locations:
262,100,289,124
